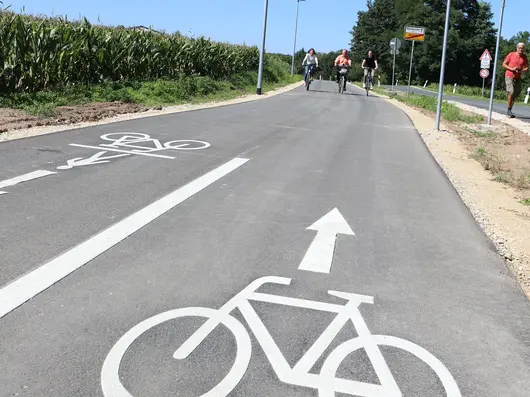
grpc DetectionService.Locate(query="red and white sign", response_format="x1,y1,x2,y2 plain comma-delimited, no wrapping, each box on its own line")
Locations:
480,69,490,79
479,49,492,61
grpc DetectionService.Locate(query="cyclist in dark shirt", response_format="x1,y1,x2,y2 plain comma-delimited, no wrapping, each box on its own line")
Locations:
361,50,378,89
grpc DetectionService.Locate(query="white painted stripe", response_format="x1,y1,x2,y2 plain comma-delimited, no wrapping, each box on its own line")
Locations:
69,144,175,159
0,192,6,195
0,157,249,319
0,170,56,189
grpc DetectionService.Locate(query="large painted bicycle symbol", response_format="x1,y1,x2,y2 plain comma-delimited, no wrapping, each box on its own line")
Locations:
99,132,211,152
101,276,461,396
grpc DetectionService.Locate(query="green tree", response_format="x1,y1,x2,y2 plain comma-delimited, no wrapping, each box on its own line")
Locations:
350,0,497,86
319,50,342,80
350,0,399,84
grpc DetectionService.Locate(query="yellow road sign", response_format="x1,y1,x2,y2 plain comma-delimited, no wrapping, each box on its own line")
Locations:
404,26,425,42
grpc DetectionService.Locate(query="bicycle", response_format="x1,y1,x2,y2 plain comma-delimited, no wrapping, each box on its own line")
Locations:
304,64,317,91
102,276,462,397
336,65,350,94
99,132,211,152
363,66,375,96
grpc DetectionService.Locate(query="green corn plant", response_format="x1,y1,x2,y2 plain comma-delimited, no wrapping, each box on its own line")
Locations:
0,10,260,93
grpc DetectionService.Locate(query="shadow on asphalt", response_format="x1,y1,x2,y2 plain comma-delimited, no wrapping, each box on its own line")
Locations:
304,84,364,95
306,89,362,97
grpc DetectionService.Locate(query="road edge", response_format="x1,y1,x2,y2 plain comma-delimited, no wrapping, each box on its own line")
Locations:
350,83,530,300
0,81,304,143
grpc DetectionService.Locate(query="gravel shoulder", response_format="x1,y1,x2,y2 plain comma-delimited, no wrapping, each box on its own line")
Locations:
0,81,304,143
370,89,530,299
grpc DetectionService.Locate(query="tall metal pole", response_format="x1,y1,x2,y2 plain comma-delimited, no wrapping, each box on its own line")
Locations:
487,0,506,125
391,41,396,92
291,0,301,75
257,0,269,95
435,0,452,130
407,40,415,95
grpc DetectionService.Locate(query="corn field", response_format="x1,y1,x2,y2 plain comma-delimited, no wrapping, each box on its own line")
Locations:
0,11,260,93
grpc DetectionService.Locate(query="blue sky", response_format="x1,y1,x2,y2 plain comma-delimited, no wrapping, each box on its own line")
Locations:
4,0,527,54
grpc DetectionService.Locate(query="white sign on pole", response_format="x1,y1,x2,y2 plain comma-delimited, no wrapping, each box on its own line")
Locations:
389,38,401,91
390,38,402,50
481,59,491,69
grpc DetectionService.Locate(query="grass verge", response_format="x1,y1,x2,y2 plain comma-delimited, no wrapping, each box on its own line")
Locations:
364,84,485,124
417,83,530,106
0,60,302,118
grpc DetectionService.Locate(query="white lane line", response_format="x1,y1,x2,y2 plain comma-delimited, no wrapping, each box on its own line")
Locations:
69,144,175,159
0,157,249,319
0,192,6,195
0,170,57,190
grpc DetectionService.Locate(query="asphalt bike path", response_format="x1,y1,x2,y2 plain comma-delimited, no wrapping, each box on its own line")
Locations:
0,81,529,397
386,84,530,122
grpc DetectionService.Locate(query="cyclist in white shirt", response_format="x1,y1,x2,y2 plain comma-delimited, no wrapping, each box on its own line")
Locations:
302,48,319,86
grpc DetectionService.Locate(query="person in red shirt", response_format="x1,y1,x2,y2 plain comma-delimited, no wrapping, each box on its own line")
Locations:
334,49,352,92
502,42,528,118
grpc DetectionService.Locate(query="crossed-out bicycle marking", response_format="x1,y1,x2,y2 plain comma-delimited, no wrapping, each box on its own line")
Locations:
101,276,462,397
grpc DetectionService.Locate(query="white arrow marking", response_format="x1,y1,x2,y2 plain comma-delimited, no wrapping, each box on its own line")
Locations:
298,208,355,274
57,151,129,170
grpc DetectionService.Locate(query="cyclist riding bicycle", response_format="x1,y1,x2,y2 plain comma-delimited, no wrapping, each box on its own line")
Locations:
361,50,378,90
334,49,352,91
302,48,319,87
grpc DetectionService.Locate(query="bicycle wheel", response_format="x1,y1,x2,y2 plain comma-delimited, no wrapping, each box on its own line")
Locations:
306,72,310,91
164,140,211,150
318,335,462,397
101,307,252,397
100,132,151,144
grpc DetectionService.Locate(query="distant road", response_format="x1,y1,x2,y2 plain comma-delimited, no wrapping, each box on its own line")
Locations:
385,84,530,122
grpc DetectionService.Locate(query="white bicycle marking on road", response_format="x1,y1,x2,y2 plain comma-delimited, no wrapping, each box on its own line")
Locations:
1,134,211,194
101,276,462,397
298,208,355,274
99,132,211,152
0,157,249,319
57,132,211,169
57,151,130,170
67,145,175,160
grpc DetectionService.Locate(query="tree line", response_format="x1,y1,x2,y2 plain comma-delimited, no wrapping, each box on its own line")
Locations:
348,0,529,91
271,50,342,81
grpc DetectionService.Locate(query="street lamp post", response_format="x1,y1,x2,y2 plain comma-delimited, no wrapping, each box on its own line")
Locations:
487,0,506,125
291,0,305,75
435,0,452,130
257,0,269,95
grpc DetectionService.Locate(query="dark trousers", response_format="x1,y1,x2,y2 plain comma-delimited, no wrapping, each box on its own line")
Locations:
336,67,348,89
